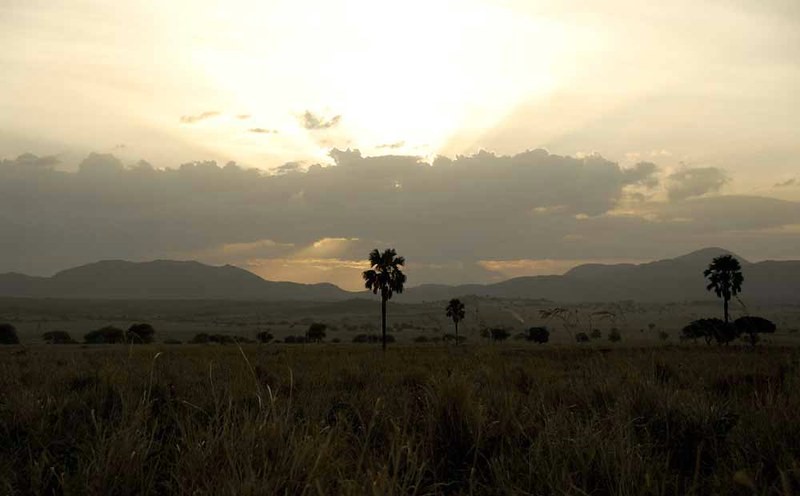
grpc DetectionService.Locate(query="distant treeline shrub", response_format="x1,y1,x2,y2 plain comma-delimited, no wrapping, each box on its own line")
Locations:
190,333,254,345
43,331,77,344
352,334,395,344
84,326,125,344
0,323,20,345
682,316,776,346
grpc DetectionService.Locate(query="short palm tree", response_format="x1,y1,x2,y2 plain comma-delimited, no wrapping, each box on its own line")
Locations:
363,248,406,351
445,298,465,345
703,255,744,323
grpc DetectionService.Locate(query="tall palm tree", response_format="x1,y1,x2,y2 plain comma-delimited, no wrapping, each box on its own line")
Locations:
703,255,744,323
445,298,466,345
363,248,406,351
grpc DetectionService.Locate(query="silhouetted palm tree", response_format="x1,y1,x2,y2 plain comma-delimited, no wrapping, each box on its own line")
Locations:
445,298,465,345
703,255,744,323
363,248,406,351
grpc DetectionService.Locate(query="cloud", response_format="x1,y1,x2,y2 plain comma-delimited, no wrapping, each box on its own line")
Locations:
248,128,278,134
300,111,341,130
0,148,796,285
179,111,221,124
775,178,796,187
0,153,59,168
666,167,729,201
235,114,251,120
376,141,406,149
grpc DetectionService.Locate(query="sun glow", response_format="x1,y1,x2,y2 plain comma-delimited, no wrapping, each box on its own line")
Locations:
163,0,567,165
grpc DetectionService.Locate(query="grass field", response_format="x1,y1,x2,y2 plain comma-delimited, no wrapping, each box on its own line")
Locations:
2,343,800,495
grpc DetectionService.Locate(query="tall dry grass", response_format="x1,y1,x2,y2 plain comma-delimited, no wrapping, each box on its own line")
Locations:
1,344,799,495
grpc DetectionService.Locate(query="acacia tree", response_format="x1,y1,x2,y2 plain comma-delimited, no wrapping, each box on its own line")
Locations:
445,298,466,345
363,248,406,351
703,255,744,324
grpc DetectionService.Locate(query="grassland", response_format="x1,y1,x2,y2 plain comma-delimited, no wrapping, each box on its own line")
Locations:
2,343,800,495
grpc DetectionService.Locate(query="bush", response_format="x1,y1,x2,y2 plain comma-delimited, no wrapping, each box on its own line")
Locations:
658,331,670,341
682,318,739,345
284,335,308,344
43,331,77,344
490,328,510,342
84,326,125,344
0,323,19,345
163,339,182,345
443,334,467,344
352,333,394,344
190,333,210,344
575,332,590,343
590,329,603,339
414,335,429,343
734,316,776,346
608,328,622,343
256,331,274,343
526,326,550,344
307,323,327,343
127,323,155,344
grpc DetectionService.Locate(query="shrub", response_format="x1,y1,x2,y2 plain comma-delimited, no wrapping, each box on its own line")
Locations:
575,332,590,343
414,335,429,343
307,323,327,343
284,335,308,344
84,326,125,344
658,331,670,341
590,329,603,339
127,323,155,344
256,331,274,343
490,328,510,342
190,333,210,344
163,339,182,345
734,316,776,346
331,338,341,343
43,330,77,344
608,328,622,343
0,323,19,345
526,326,550,344
353,333,394,344
682,318,734,345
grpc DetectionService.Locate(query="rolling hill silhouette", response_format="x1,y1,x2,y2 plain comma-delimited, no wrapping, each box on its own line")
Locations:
0,248,797,302
0,260,349,301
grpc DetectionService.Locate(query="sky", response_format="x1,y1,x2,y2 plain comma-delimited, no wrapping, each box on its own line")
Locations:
1,0,799,290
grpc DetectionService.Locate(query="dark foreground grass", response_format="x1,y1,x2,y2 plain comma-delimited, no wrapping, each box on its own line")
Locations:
1,344,799,495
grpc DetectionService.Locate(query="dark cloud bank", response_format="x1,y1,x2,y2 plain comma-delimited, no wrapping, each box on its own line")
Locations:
1,149,798,283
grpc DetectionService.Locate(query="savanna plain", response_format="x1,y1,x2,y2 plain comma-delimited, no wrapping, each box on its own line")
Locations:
2,298,800,495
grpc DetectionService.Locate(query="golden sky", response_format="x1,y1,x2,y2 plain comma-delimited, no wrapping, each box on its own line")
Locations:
1,1,799,288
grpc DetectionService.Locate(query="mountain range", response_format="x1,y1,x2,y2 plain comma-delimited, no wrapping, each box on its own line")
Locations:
0,248,797,303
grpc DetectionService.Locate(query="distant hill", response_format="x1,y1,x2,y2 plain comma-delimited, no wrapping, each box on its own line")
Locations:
402,248,800,303
0,248,797,303
0,260,351,301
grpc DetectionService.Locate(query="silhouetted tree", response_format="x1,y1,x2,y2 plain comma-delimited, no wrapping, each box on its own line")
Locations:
190,333,210,344
127,323,155,344
307,323,327,343
43,331,76,344
704,255,744,323
608,328,622,343
590,329,603,340
256,331,274,343
734,316,776,347
682,318,738,345
490,328,510,342
84,326,125,344
362,248,406,352
445,299,466,345
575,332,590,343
526,326,550,344
0,323,19,345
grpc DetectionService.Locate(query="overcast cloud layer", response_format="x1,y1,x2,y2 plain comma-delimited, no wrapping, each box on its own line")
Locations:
2,149,798,289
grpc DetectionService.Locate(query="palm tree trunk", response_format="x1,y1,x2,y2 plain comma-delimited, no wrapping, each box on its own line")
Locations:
455,321,459,346
381,296,387,352
724,297,729,324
